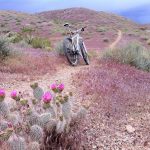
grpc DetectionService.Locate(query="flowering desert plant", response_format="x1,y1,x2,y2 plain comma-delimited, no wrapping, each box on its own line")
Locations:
0,81,88,150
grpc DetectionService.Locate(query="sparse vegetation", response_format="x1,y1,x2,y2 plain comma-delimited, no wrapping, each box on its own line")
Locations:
30,37,51,49
103,42,150,71
10,33,23,43
0,82,87,149
96,27,107,32
0,35,11,59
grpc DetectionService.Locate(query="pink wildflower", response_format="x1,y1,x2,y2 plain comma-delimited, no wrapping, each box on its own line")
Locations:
0,89,5,98
58,83,64,92
11,90,17,99
50,83,57,91
43,92,52,103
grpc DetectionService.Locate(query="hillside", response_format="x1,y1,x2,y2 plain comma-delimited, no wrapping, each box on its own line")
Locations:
1,8,149,49
0,7,150,150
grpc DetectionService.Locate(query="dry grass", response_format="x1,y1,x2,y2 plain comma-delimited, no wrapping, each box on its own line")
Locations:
0,52,65,76
103,42,150,71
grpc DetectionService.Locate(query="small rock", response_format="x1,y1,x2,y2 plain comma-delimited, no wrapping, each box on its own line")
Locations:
126,125,135,133
92,145,97,149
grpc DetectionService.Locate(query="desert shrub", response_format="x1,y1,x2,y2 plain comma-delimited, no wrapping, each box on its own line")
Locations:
0,82,87,149
30,37,51,49
21,27,34,33
96,27,107,32
17,40,31,48
0,35,11,59
10,34,22,43
103,42,150,71
16,22,21,26
55,40,64,55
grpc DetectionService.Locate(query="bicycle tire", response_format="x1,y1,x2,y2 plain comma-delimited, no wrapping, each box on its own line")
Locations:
80,42,90,65
63,38,78,66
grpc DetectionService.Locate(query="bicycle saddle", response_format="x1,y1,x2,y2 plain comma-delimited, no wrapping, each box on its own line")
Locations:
64,23,70,27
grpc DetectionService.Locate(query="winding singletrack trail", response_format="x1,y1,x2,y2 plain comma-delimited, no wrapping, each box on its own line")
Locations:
109,30,122,49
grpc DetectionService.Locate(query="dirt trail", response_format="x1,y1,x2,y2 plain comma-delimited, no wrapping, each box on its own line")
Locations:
109,30,122,49
4,30,122,102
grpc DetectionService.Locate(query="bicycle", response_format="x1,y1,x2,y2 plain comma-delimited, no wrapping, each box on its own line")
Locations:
63,23,89,66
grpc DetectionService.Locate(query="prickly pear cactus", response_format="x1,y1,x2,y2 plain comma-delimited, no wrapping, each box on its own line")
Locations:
8,134,26,150
28,141,40,150
0,82,88,150
47,105,56,118
0,101,9,117
27,111,39,126
31,83,44,101
0,120,8,131
29,125,43,142
61,100,72,120
7,113,20,126
45,119,57,133
56,116,66,134
38,113,51,128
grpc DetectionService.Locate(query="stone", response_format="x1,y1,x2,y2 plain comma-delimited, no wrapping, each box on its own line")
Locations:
126,125,135,133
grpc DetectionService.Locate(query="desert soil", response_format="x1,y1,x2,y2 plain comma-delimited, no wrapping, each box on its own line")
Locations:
2,30,150,150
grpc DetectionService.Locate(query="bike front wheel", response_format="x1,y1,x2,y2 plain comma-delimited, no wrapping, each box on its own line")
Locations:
63,38,78,66
80,42,90,65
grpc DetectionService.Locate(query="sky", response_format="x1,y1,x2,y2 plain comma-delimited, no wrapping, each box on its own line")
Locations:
0,0,150,23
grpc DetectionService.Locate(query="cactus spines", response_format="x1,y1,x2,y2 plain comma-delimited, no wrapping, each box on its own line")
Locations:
0,101,9,117
7,113,20,126
62,100,72,120
29,125,43,142
28,141,40,150
31,83,44,101
47,105,56,118
27,111,39,126
56,116,66,134
8,134,26,150
0,120,8,131
45,119,57,133
38,113,51,128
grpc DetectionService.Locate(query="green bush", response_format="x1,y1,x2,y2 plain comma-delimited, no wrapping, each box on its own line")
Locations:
96,27,107,32
10,34,22,43
31,37,51,49
103,42,150,71
55,40,64,55
0,36,11,59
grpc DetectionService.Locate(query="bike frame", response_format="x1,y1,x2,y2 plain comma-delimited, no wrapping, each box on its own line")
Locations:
71,33,82,56
65,24,88,57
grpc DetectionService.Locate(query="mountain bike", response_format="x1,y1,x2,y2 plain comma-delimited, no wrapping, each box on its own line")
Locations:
63,23,89,66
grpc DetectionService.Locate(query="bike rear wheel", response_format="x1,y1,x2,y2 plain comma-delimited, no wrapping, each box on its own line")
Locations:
63,38,78,66
80,42,90,65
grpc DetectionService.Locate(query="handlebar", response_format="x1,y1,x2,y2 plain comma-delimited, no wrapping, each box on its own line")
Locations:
64,23,86,34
